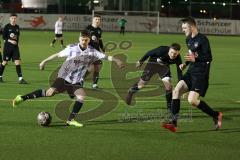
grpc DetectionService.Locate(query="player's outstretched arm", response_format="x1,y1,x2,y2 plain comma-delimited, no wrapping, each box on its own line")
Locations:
39,53,59,70
109,56,125,69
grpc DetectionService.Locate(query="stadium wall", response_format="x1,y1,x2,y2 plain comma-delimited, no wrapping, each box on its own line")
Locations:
0,13,240,35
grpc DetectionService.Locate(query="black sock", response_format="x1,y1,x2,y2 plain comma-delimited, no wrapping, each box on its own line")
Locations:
52,39,56,44
171,99,180,126
0,64,5,76
60,40,64,45
165,90,172,110
16,65,22,78
129,82,140,94
197,100,218,118
21,89,46,101
93,71,99,84
68,100,83,121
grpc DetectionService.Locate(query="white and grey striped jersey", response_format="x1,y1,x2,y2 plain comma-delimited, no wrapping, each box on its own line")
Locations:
57,44,107,84
55,20,63,34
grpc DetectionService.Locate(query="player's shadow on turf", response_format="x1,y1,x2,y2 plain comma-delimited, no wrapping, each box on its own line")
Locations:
48,121,68,127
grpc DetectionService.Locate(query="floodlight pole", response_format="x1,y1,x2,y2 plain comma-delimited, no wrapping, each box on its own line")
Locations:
189,0,192,16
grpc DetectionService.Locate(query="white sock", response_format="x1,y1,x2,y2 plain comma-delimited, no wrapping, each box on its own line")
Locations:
19,77,23,81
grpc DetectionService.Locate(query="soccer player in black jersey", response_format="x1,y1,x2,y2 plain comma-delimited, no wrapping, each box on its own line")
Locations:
0,14,27,84
162,17,222,132
125,43,183,110
85,15,105,89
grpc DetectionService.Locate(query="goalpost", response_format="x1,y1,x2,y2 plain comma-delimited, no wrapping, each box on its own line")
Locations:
92,10,160,34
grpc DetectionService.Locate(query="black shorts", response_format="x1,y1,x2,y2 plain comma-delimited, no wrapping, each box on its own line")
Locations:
121,26,125,30
3,44,20,61
182,63,211,97
141,62,171,82
51,78,83,97
55,34,63,38
93,60,103,65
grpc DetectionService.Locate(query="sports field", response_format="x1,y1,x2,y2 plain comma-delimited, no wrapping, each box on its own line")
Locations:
0,31,240,160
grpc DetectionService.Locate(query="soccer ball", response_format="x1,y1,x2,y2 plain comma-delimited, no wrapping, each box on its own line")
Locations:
37,112,52,126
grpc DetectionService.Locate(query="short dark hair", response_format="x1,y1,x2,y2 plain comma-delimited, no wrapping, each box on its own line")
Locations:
180,16,196,26
170,43,181,51
80,30,90,38
10,13,17,17
93,14,101,18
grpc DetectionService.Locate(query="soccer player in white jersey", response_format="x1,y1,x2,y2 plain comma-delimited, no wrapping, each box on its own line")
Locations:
13,30,124,127
50,16,65,48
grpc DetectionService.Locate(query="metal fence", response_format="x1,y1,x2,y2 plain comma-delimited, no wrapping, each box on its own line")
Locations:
0,0,240,20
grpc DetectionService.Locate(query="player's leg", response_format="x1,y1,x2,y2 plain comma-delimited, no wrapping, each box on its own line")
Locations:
126,62,156,105
13,48,28,84
92,61,102,89
60,36,65,48
13,88,51,107
125,78,147,105
66,88,85,127
13,78,64,107
162,77,173,111
171,80,189,122
0,60,7,82
0,45,10,82
162,80,189,132
50,35,57,47
120,27,123,34
14,60,26,84
122,27,125,35
188,91,222,130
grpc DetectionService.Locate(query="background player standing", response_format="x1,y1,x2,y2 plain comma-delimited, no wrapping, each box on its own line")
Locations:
50,16,65,48
118,17,127,35
86,15,105,89
125,43,182,110
13,30,124,127
162,17,222,132
0,14,27,84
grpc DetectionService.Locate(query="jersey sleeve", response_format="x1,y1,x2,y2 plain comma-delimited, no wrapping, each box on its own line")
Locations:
139,47,159,63
175,55,183,81
58,47,71,57
2,25,8,41
93,49,107,60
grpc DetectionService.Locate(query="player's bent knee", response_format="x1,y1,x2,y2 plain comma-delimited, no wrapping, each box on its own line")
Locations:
46,88,55,97
76,95,85,101
187,97,198,107
14,61,21,65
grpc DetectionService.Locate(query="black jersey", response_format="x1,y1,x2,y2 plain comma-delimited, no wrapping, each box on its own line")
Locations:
86,25,104,51
139,46,183,80
186,33,212,73
2,23,20,46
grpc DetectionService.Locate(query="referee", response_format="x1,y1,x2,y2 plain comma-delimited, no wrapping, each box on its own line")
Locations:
0,13,27,84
